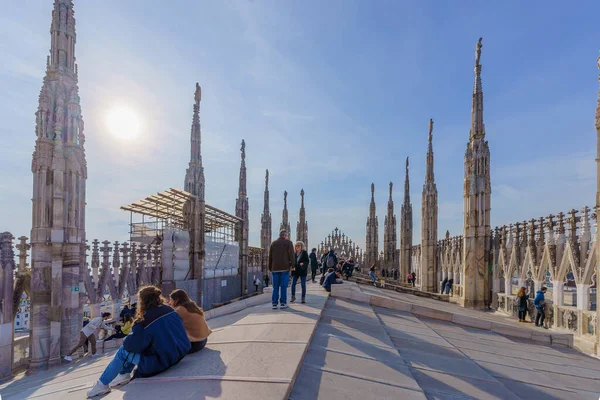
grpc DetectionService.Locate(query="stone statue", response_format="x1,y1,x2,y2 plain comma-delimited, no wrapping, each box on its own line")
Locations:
241,139,245,158
371,183,375,195
265,169,269,186
389,181,393,196
195,83,201,104
475,38,483,65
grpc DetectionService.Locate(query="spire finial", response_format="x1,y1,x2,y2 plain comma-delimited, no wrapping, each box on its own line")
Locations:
241,139,245,161
470,37,485,140
428,118,433,144
265,169,269,188
371,183,375,197
389,182,393,198
406,156,409,171
284,190,288,205
195,82,201,105
596,53,600,131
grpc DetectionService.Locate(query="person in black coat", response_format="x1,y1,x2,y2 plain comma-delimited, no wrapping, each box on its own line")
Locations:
291,241,310,304
441,277,448,294
309,248,319,282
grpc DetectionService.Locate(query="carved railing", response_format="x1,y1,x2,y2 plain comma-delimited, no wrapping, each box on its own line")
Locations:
491,206,598,344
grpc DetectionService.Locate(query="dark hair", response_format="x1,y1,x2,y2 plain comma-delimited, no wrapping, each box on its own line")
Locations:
101,312,111,318
135,286,164,323
541,287,547,292
327,267,334,273
124,313,133,323
170,289,204,316
279,229,287,237
311,248,317,252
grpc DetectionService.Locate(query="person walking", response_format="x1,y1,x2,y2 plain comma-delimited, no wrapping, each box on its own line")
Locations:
309,248,319,282
411,271,416,287
407,272,413,286
517,287,529,322
445,278,454,294
86,286,190,397
534,287,548,328
440,277,448,294
320,252,328,274
268,230,295,309
169,289,212,354
369,264,376,284
291,241,309,303
64,312,113,361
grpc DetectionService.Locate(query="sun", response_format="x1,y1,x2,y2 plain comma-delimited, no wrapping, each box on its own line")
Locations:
106,104,142,140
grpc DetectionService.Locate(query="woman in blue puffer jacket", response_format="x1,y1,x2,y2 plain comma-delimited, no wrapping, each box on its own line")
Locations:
87,285,191,397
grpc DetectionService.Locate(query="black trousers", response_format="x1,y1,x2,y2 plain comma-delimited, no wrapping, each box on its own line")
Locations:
311,269,317,282
535,308,545,326
189,338,208,354
518,310,526,320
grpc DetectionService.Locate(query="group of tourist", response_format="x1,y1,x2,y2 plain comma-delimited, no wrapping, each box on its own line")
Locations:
516,286,548,328
63,286,212,398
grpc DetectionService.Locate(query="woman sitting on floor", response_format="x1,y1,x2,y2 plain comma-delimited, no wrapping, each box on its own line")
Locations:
169,289,212,354
87,285,190,398
101,314,134,351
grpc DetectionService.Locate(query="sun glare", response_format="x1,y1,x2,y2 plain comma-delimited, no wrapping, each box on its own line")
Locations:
106,104,142,140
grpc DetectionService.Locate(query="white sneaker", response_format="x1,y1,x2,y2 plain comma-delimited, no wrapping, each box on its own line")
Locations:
109,372,131,388
63,355,73,362
87,381,110,398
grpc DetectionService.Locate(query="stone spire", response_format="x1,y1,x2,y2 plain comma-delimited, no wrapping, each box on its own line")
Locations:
400,157,413,280
421,118,439,292
235,140,249,294
471,38,485,140
296,189,309,248
594,54,600,353
280,191,291,236
462,38,491,309
365,183,379,268
383,182,397,273
260,170,272,277
184,83,205,199
30,0,86,368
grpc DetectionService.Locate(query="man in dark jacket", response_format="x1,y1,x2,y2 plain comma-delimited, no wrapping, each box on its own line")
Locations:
325,249,338,271
309,248,319,282
268,230,295,309
323,270,342,292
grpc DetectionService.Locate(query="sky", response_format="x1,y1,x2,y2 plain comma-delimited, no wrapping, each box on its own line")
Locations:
1,0,599,252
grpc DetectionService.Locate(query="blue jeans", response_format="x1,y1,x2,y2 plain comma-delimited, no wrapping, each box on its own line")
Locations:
272,271,289,305
445,285,452,294
99,346,140,385
369,271,376,282
291,275,306,298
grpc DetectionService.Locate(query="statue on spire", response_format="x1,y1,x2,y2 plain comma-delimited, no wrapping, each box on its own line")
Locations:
475,37,483,66
195,83,201,105
389,182,393,197
241,139,246,160
406,156,409,171
265,169,269,187
371,183,375,196
284,190,288,205
429,118,434,143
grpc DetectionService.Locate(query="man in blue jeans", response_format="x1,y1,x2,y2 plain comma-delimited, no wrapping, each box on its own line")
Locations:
268,230,295,309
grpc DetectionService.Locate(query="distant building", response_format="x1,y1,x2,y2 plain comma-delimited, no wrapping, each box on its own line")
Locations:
14,292,30,331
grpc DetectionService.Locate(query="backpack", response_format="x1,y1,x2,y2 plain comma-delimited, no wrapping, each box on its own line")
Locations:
327,255,335,268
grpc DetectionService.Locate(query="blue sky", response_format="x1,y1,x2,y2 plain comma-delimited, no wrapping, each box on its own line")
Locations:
1,1,599,251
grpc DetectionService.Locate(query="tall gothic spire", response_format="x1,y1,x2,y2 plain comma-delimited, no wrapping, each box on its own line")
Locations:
260,169,272,276
30,0,86,368
462,37,491,309
470,38,485,140
400,157,413,278
383,181,397,271
296,189,308,247
235,139,249,293
366,183,379,268
596,55,600,132
421,117,439,293
280,191,291,235
184,83,205,199
426,119,435,183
